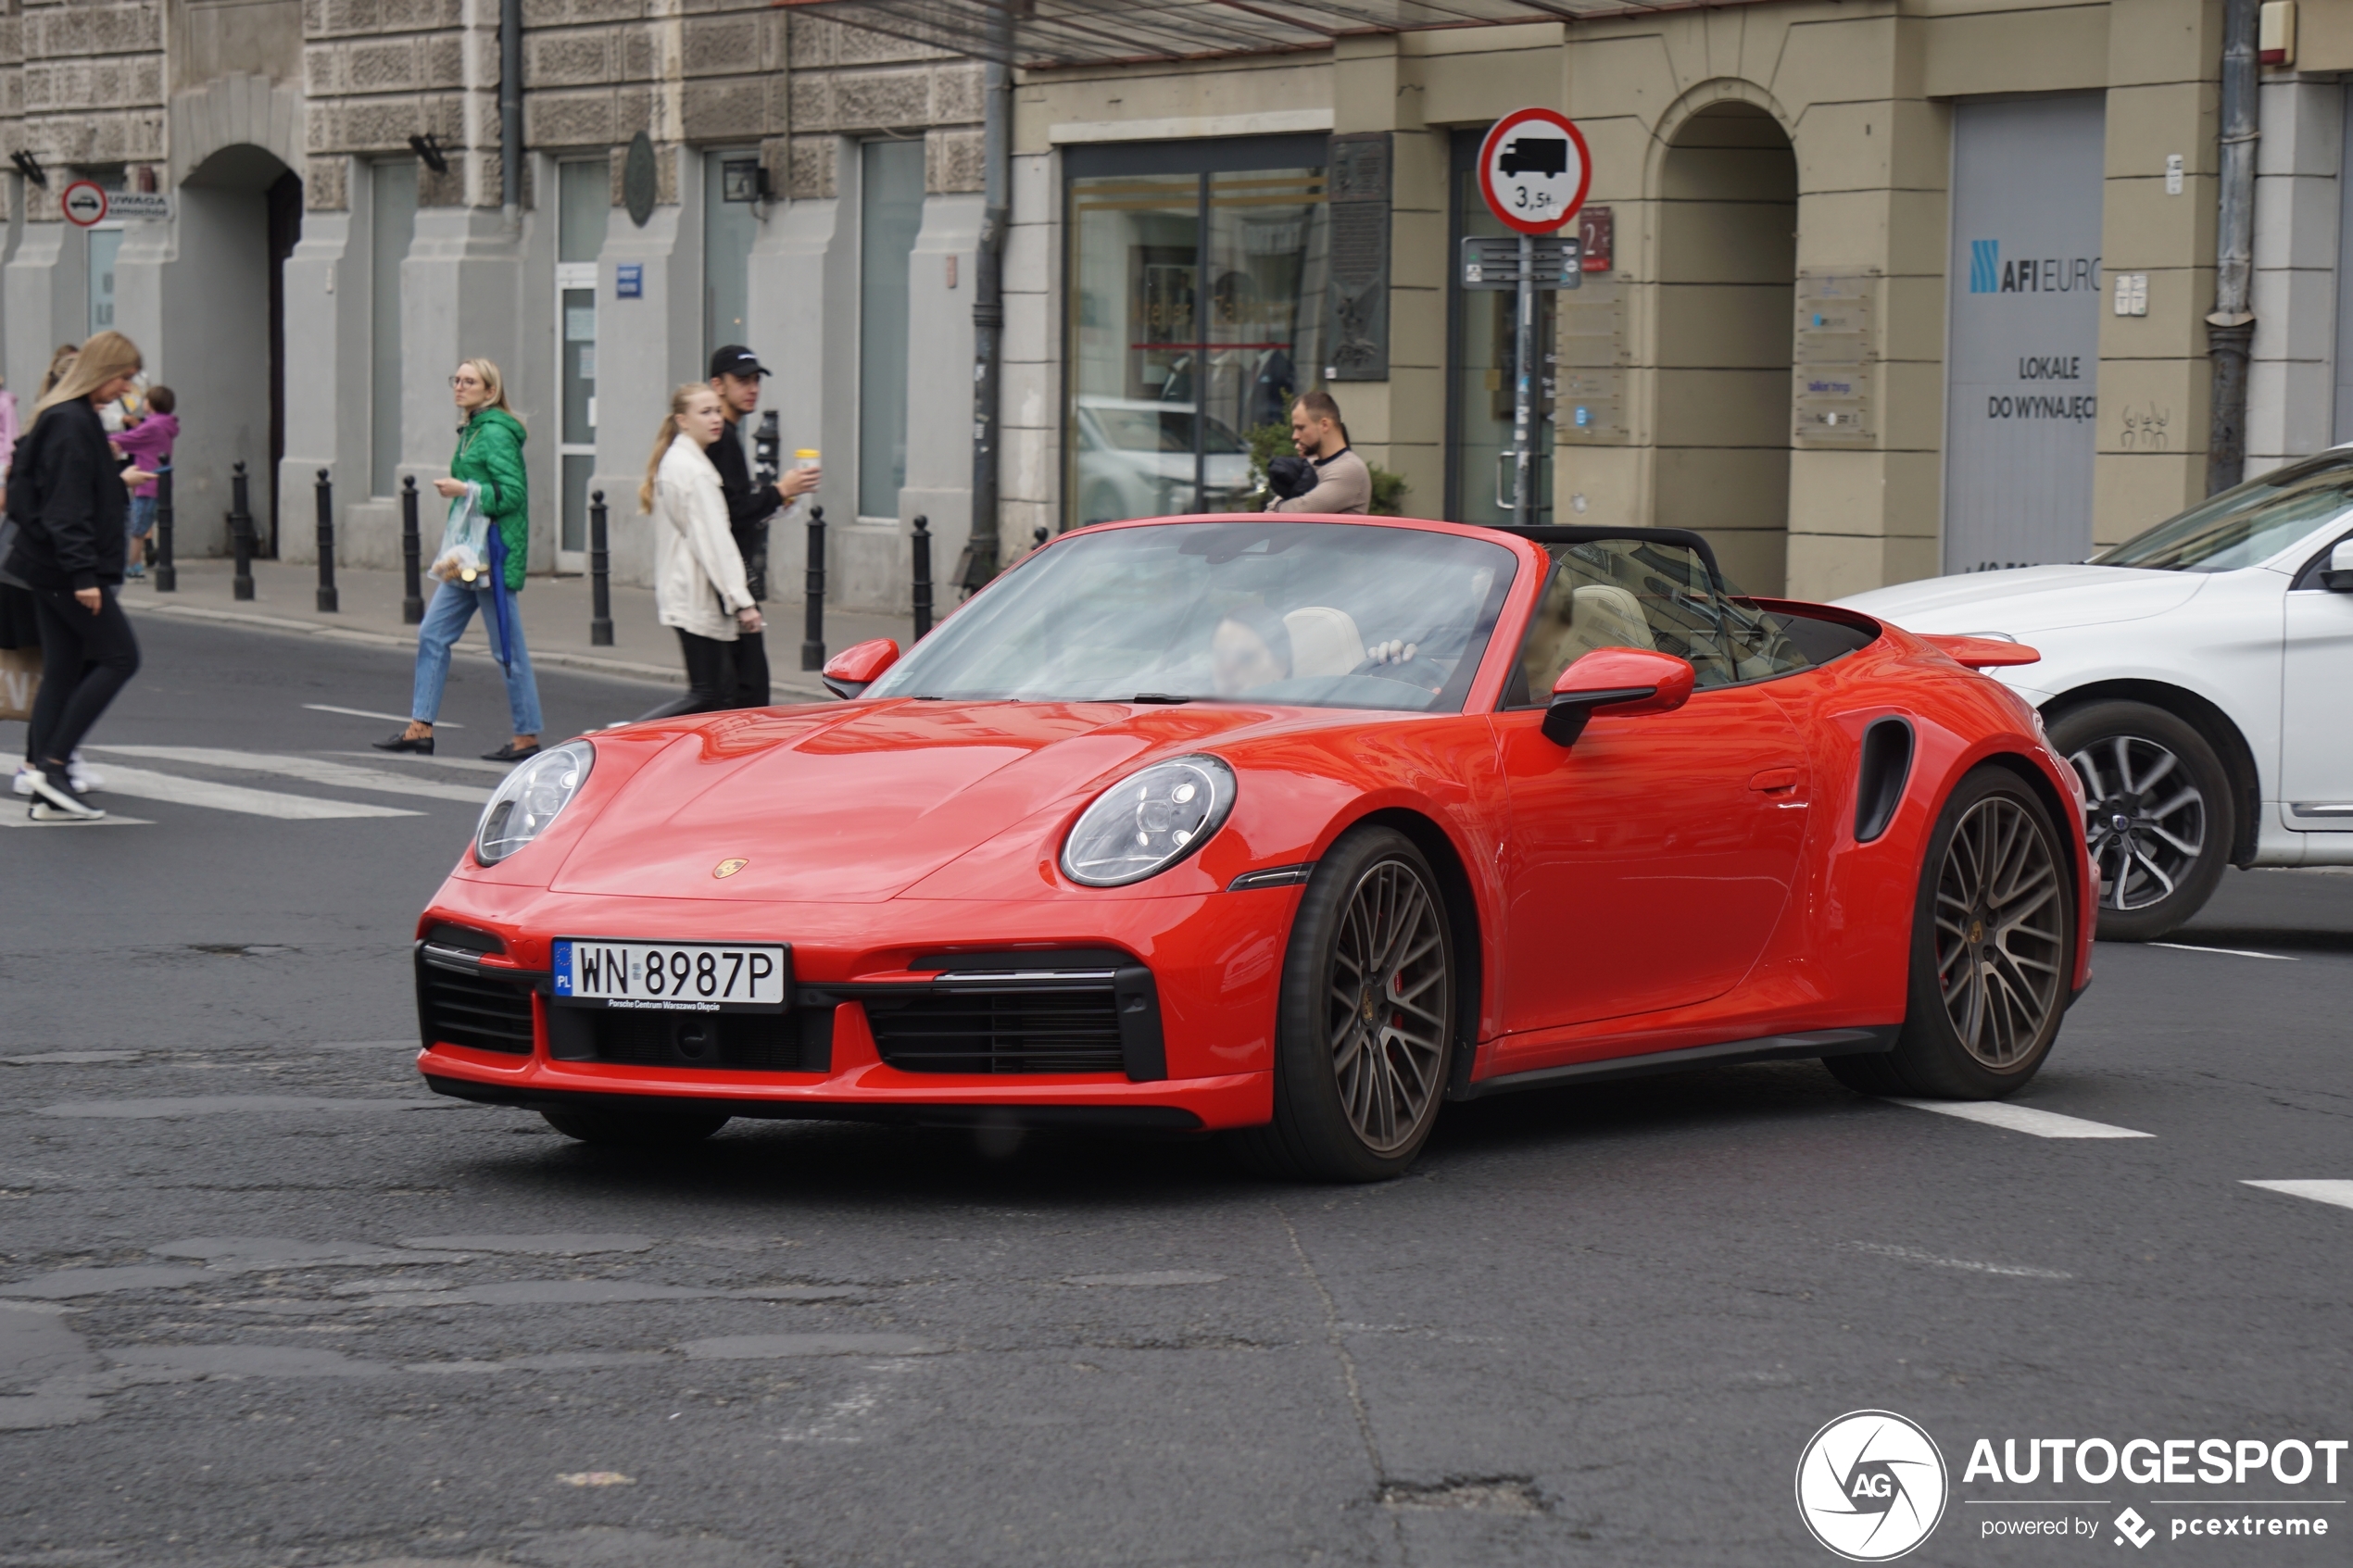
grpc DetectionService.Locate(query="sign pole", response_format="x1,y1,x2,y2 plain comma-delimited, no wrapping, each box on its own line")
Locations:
1515,232,1536,529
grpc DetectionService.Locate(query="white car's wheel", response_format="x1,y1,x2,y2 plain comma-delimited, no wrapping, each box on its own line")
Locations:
2047,700,2231,942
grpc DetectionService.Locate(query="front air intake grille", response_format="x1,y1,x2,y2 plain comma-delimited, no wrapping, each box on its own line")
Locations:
865,987,1129,1075
416,953,536,1055
575,1009,819,1071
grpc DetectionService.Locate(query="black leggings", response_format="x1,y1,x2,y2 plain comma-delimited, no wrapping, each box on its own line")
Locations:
633,628,738,722
29,586,141,767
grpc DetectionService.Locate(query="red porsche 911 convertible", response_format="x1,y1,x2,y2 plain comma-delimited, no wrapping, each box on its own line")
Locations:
413,517,2095,1181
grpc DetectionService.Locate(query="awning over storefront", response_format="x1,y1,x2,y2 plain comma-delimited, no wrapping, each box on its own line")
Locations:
774,0,1744,68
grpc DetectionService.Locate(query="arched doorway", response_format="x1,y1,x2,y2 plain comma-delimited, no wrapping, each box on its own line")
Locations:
1655,102,1796,596
171,144,301,555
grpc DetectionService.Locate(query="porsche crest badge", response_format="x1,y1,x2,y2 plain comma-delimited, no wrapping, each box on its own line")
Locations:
713,858,749,879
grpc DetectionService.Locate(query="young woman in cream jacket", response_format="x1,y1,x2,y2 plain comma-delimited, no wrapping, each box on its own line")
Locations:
638,383,763,718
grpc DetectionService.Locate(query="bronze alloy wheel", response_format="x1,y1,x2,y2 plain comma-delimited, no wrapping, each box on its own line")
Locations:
1931,792,2068,1070
1324,857,1453,1153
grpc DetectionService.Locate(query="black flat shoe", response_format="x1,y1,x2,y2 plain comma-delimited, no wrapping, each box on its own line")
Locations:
372,730,434,755
481,742,541,764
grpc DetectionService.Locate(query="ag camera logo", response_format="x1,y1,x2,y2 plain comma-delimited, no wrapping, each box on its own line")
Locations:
1796,1411,1948,1561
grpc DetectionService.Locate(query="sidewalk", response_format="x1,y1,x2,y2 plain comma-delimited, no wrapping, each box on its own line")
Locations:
126,558,919,699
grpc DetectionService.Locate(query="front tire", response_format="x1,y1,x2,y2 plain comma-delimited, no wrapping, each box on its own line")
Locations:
540,1106,731,1147
1829,768,2075,1099
1232,826,1457,1182
2047,700,2230,941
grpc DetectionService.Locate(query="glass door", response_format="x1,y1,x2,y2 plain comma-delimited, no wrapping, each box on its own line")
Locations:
1446,129,1554,527
556,160,608,572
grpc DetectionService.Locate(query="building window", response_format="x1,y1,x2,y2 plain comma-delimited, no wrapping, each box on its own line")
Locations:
371,159,418,498
87,229,121,336
558,159,609,558
1063,135,1328,531
703,147,759,364
858,137,926,521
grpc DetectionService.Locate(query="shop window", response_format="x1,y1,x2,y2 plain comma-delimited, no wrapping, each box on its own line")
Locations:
859,137,926,521
371,159,418,497
1064,136,1329,531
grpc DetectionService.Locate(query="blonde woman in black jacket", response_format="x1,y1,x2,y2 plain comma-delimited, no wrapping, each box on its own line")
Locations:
1,331,152,821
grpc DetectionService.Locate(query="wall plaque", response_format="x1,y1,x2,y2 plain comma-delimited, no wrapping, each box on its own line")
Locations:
1324,132,1390,383
1793,270,1877,445
623,132,658,229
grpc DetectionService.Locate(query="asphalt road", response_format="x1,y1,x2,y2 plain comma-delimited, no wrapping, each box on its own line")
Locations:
1,614,2347,1568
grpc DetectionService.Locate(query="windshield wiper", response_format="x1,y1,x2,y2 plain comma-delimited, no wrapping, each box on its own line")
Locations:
1129,693,1197,704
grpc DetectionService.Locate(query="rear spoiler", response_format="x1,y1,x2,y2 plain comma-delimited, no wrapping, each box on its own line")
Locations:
1919,633,2043,670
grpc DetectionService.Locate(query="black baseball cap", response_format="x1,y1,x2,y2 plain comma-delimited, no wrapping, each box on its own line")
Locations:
709,345,769,379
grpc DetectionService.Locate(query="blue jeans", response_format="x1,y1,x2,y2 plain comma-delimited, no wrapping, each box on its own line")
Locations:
409,581,543,735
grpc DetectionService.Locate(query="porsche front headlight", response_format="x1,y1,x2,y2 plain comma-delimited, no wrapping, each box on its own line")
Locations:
474,740,594,865
1061,755,1237,887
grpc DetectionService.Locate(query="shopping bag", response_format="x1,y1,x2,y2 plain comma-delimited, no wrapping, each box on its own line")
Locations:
430,485,492,585
0,645,38,722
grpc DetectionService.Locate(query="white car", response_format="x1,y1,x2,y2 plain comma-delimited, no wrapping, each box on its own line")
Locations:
1072,396,1253,525
1841,451,2353,939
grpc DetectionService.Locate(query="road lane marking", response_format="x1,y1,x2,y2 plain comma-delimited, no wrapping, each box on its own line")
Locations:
1848,1242,2072,1279
326,750,515,776
305,703,462,728
0,812,151,829
2243,1180,2353,1211
2148,941,2296,961
1886,1098,2153,1138
79,766,420,820
86,746,488,804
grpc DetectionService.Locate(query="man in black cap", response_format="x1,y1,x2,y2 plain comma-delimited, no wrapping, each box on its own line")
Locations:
707,345,823,707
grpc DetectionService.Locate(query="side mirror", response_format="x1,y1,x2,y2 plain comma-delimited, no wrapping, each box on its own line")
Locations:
821,637,900,699
1542,647,1695,746
2323,538,2353,593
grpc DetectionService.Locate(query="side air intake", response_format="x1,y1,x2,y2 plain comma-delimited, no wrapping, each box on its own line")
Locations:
1855,717,1914,844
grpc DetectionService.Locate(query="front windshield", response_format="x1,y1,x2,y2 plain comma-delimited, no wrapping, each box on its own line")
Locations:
2096,450,2353,571
867,521,1518,712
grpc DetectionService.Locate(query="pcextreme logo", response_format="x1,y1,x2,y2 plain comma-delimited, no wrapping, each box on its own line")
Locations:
1797,1411,1950,1561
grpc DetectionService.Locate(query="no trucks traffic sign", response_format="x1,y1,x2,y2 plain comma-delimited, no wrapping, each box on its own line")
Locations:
1477,107,1592,235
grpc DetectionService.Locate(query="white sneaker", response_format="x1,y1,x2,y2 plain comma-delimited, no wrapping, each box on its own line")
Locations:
26,771,103,821
66,755,102,793
9,766,32,798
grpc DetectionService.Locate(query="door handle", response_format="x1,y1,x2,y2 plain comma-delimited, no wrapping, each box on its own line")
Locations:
1748,767,1801,794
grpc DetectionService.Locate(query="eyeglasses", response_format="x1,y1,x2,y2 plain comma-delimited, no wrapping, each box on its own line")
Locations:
449,375,484,388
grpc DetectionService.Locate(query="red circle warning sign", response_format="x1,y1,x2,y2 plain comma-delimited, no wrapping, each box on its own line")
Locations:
1477,108,1592,235
60,180,108,228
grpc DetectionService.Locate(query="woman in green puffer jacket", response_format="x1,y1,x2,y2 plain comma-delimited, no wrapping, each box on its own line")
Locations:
373,357,547,764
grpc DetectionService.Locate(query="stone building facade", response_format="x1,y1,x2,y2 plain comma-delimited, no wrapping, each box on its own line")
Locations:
6,0,2353,613
0,0,985,612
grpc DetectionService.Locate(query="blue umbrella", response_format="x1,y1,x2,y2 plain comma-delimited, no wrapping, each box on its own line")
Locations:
484,521,517,672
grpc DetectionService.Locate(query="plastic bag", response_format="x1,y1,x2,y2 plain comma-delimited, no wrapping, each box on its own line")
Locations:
429,483,491,584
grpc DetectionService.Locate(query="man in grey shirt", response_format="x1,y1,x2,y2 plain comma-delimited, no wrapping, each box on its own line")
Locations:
1269,391,1372,514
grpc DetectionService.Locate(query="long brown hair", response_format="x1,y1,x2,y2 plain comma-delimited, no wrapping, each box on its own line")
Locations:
33,332,141,423
37,343,80,399
639,383,721,512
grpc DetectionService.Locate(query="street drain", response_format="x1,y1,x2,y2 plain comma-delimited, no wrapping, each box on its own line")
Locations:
1379,1477,1546,1515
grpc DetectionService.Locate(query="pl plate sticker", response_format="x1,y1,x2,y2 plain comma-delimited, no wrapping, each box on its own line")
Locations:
1796,1410,1948,1561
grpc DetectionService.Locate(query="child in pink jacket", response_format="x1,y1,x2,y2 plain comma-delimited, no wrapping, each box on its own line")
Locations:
110,385,177,578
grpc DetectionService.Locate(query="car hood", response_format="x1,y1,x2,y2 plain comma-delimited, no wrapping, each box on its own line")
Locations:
1837,563,2208,634
548,699,1287,902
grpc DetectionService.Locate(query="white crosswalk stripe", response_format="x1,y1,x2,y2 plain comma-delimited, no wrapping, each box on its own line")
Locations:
1886,1098,2153,1138
86,765,421,821
2243,1180,2353,1211
87,746,490,804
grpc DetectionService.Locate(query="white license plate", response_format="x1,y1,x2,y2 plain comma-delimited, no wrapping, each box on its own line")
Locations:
552,939,788,1012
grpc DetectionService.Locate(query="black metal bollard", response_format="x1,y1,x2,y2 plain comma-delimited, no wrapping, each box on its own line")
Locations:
153,464,176,592
911,515,933,641
399,475,423,624
801,504,827,671
1032,526,1049,549
314,468,338,612
588,489,613,647
229,461,255,601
